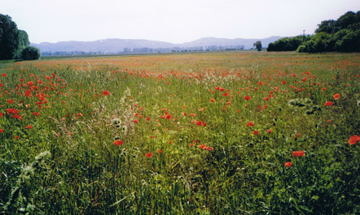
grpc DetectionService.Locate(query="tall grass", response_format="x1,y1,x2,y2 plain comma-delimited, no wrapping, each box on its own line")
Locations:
0,52,359,214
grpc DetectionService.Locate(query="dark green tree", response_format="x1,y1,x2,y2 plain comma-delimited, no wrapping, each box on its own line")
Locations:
0,14,20,60
15,30,30,58
254,41,262,51
21,46,40,60
335,30,360,52
268,36,311,51
316,20,338,34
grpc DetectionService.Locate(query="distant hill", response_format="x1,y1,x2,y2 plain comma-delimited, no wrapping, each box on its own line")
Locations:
180,36,281,48
32,36,282,55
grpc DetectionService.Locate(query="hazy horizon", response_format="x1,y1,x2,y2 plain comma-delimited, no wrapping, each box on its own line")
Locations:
2,0,360,43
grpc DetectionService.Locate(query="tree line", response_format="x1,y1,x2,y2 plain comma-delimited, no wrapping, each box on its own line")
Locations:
268,11,360,53
0,14,39,60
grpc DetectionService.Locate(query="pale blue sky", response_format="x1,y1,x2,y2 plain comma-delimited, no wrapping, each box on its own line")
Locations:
2,0,359,43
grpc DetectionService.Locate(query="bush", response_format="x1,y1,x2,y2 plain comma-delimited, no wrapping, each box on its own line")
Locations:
335,30,360,52
297,33,333,53
268,36,311,51
20,46,40,60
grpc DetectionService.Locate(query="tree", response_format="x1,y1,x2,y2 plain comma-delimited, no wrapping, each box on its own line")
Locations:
0,14,20,60
316,20,338,34
268,36,311,51
253,41,262,51
21,46,40,60
15,30,30,58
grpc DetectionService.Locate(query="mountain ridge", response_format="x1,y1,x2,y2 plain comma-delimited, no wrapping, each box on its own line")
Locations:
32,36,282,54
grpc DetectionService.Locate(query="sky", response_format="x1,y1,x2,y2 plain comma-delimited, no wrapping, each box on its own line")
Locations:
1,0,359,43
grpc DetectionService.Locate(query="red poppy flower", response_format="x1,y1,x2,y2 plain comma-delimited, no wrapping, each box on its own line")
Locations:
0,129,4,133
194,120,207,127
252,130,260,135
160,113,172,119
198,144,214,151
32,112,41,116
209,98,216,103
25,125,33,129
324,101,334,106
113,140,124,146
132,119,139,124
246,121,255,127
284,162,293,167
266,129,273,133
102,90,111,96
145,152,153,158
244,95,252,101
1,73,7,77
348,135,360,145
215,86,225,91
333,93,341,100
25,90,32,97
11,114,22,120
292,150,305,157
6,108,20,114
6,99,15,104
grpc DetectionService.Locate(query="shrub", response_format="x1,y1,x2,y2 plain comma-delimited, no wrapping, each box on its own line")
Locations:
20,46,40,60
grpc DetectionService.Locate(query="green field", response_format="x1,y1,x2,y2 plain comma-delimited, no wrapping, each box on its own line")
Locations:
1,52,360,214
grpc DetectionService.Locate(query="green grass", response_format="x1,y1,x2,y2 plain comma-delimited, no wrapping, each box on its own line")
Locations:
0,52,359,214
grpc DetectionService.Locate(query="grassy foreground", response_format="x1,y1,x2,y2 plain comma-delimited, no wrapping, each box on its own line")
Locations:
0,52,359,214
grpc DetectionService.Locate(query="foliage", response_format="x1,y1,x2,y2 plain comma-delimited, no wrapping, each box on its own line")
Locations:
268,35,311,51
0,52,359,214
0,14,31,60
20,46,40,60
15,30,30,59
0,14,20,60
270,10,360,53
253,41,262,51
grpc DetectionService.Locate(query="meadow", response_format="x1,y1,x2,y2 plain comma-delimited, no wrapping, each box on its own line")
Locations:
0,51,359,214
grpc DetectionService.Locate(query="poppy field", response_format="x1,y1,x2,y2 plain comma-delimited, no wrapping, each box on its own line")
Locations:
0,52,360,214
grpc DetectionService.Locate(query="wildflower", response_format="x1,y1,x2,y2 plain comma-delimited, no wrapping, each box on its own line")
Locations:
292,150,305,157
324,101,334,106
198,144,214,151
11,114,22,120
6,99,15,104
25,90,32,97
252,130,260,135
215,86,225,91
266,129,273,133
25,125,33,129
333,93,341,100
281,80,287,85
156,149,164,154
102,90,111,96
1,73,7,77
348,135,360,145
244,95,252,101
210,98,216,103
0,129,4,133
246,121,255,127
160,113,172,119
113,140,124,146
145,152,153,158
193,120,207,127
132,119,139,124
284,162,293,167
32,112,41,116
